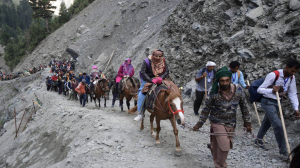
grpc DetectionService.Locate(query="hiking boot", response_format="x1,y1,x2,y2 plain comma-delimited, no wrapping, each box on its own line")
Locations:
254,139,268,151
134,114,143,121
194,111,199,115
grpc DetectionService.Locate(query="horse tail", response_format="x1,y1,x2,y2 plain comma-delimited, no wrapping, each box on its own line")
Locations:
129,77,135,87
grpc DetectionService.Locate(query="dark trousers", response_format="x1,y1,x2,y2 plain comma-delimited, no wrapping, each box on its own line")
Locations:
193,91,205,113
112,83,119,105
47,84,51,91
80,94,86,107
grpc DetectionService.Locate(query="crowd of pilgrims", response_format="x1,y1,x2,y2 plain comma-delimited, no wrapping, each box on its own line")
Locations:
0,64,47,81
45,59,135,107
2,49,300,167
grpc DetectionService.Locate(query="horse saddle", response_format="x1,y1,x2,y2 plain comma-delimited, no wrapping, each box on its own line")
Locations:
143,84,168,111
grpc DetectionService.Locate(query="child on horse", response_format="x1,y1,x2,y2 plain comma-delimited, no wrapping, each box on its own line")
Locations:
112,58,135,107
133,49,169,121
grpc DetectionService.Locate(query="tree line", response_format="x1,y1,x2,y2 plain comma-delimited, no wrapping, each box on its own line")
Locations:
0,0,94,70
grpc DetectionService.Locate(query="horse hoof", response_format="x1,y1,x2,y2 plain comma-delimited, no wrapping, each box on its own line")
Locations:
174,149,182,156
155,143,162,148
151,133,156,138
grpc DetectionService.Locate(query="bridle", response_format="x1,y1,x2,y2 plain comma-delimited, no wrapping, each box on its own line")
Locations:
168,100,184,115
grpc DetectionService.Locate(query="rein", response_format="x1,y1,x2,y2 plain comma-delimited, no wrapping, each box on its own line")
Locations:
181,122,259,140
152,87,184,115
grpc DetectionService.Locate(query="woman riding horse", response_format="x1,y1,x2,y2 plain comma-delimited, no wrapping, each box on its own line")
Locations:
112,58,135,107
133,49,168,121
130,49,185,155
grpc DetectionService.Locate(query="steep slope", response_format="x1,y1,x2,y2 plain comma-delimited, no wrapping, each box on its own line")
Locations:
14,0,182,78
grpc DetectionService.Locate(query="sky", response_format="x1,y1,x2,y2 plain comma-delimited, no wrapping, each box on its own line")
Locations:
51,0,74,15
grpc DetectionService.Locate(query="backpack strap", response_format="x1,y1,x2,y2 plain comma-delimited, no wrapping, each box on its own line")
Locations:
144,58,150,68
273,70,280,81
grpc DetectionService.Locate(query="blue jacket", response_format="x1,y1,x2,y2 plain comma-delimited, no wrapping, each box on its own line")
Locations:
231,71,247,88
79,75,91,84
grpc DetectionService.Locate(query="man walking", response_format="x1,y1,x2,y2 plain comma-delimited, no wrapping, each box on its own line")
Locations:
193,66,252,168
75,79,87,107
194,61,216,115
255,59,300,159
229,61,249,89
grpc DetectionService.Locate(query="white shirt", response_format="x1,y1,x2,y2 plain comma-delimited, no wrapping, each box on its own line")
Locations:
257,69,299,111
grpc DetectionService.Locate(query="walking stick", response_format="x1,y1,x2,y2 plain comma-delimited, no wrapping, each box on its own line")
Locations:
247,80,265,142
276,91,292,162
205,77,207,99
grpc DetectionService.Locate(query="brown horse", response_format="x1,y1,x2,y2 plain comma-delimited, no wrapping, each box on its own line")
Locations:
129,83,185,156
119,77,140,111
92,79,109,107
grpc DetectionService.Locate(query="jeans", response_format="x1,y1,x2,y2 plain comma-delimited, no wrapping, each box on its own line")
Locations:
193,91,205,113
80,94,86,107
256,98,287,154
137,79,147,114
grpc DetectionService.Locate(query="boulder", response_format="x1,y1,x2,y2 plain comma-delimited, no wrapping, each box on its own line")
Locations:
246,7,264,26
77,25,90,35
237,48,255,58
289,0,300,11
140,1,149,8
227,30,245,44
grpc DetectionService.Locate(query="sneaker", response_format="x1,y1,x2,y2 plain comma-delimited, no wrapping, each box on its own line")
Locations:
194,111,199,115
254,139,268,151
134,114,143,121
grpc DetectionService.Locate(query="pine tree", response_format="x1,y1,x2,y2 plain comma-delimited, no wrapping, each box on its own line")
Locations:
58,1,69,25
29,0,56,32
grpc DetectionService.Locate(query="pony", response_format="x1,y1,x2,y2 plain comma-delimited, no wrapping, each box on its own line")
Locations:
119,77,140,111
129,83,185,156
92,79,109,107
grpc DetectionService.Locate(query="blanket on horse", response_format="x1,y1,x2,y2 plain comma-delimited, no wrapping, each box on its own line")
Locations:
142,79,180,111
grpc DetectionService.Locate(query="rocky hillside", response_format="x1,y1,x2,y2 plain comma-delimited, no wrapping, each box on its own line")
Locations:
14,0,182,80
160,0,300,85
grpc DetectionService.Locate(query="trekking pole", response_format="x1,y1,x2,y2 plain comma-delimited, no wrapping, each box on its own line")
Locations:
205,77,207,99
247,80,265,142
276,91,292,162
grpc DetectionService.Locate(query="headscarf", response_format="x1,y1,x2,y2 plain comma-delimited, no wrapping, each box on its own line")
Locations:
151,49,166,77
122,58,134,76
210,66,232,95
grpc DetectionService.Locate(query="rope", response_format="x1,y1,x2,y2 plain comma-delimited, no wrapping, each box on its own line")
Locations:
181,122,263,141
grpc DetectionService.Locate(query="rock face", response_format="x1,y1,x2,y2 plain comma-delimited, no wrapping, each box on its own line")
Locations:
159,0,300,87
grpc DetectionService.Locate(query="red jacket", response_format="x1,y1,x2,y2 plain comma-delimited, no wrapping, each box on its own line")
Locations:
52,75,58,81
75,82,86,95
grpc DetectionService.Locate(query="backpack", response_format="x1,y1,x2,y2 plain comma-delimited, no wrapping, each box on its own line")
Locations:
139,58,151,80
248,70,293,103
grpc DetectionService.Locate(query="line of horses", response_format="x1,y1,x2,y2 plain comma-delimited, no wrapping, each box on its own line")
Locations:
50,76,185,156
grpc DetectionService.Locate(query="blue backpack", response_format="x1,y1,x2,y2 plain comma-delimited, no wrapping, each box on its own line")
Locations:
248,70,288,103
139,58,150,80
